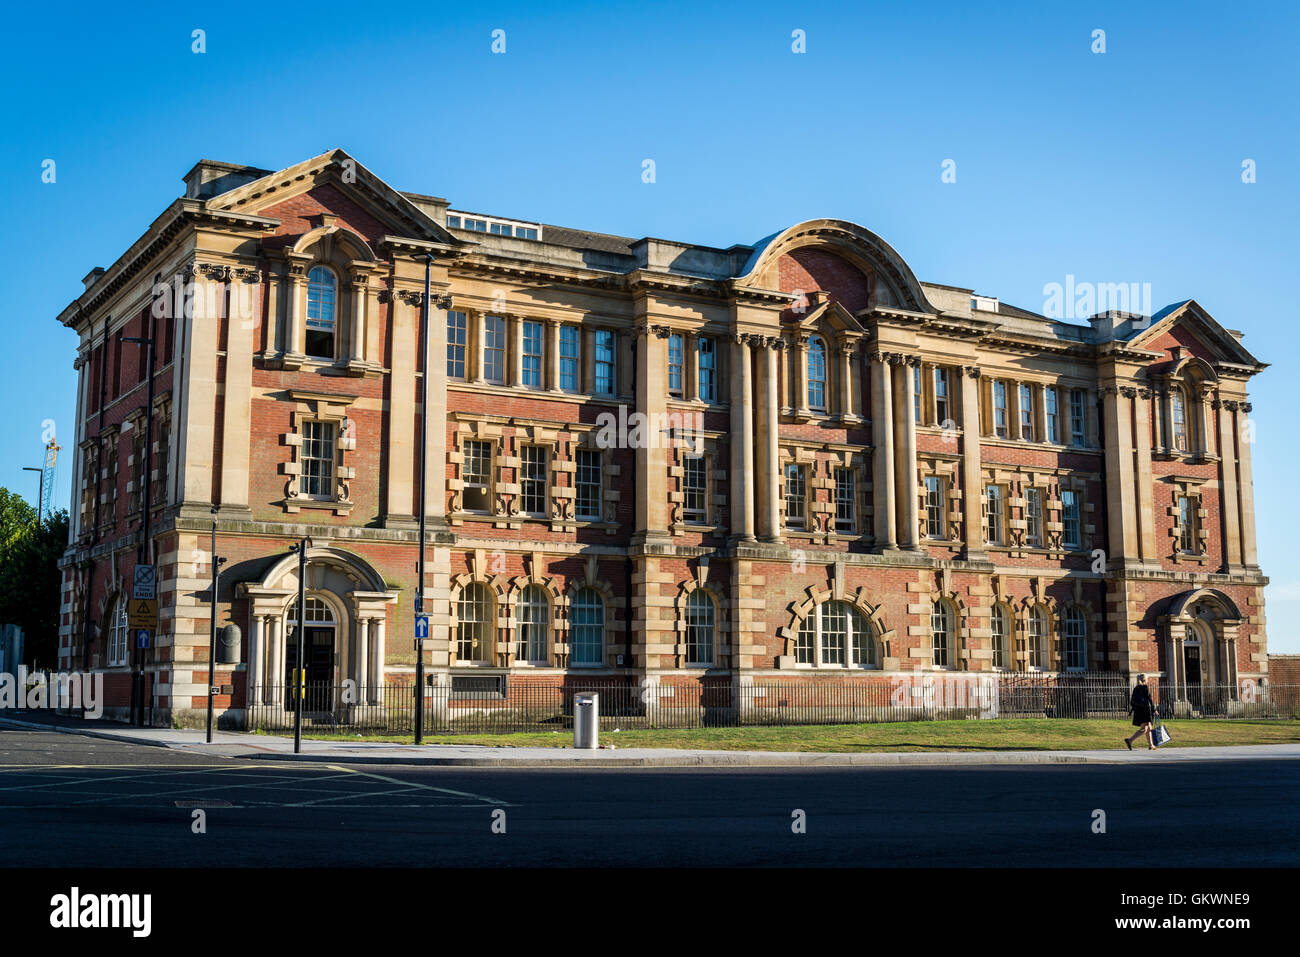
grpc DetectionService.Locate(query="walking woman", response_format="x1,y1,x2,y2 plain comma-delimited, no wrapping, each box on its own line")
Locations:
1125,674,1157,751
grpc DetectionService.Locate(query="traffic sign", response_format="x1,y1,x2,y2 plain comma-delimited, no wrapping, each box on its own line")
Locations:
133,565,156,600
135,630,151,649
414,613,429,645
127,598,158,628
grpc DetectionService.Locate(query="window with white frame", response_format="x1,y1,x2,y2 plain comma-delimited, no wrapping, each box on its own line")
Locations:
667,333,684,396
108,600,129,666
1045,387,1060,443
682,454,707,524
594,330,615,394
807,337,827,410
1069,389,1087,445
515,585,549,664
784,463,807,529
446,311,467,379
985,484,1006,545
559,325,581,391
684,590,715,665
794,601,876,668
1062,489,1081,549
575,449,602,520
1064,607,1087,671
305,266,337,359
993,381,1009,438
925,475,945,539
1025,487,1043,547
1019,384,1035,441
483,316,506,383
931,600,956,668
299,421,337,498
1027,607,1048,670
834,468,856,533
521,321,544,388
461,440,492,513
519,445,548,516
456,583,494,663
570,588,605,666
1178,495,1199,553
1171,387,1188,451
698,337,716,401
991,604,1011,669
934,367,951,425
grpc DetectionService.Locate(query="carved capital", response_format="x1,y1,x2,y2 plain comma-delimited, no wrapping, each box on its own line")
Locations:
433,294,454,310
396,290,425,306
962,365,981,379
1240,402,1252,413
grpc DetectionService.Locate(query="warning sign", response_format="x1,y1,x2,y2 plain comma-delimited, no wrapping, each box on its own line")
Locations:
127,598,158,629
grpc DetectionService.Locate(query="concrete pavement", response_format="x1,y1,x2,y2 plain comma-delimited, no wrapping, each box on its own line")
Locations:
3,710,1297,768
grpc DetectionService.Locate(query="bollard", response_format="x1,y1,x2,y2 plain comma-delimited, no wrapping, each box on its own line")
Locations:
574,693,599,749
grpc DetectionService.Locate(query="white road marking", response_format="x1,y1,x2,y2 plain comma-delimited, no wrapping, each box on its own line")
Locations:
325,764,515,806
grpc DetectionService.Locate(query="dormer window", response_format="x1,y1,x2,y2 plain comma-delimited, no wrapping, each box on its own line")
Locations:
305,267,337,359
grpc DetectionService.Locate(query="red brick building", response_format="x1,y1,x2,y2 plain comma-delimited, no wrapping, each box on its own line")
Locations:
55,149,1269,724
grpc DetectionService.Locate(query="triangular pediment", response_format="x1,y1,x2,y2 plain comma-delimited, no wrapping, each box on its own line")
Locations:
792,298,868,336
1127,299,1265,372
204,148,467,251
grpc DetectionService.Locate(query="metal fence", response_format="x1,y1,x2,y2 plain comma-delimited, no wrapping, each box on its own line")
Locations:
244,676,1300,736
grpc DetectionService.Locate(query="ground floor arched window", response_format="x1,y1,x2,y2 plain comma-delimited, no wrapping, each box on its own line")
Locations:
108,600,129,666
795,601,876,667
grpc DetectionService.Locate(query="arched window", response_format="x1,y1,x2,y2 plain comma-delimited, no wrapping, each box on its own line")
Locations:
794,601,876,668
286,595,335,624
807,336,827,411
1170,387,1188,452
305,266,337,359
1064,607,1087,672
931,600,955,668
456,583,495,664
569,588,605,666
515,585,549,664
991,604,1012,669
1027,606,1049,670
108,599,129,666
685,590,716,666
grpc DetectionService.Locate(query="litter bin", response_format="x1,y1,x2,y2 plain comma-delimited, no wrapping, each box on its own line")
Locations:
574,693,599,750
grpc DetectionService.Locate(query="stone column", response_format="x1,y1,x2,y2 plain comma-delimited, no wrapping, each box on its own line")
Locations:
1217,400,1242,569
756,338,782,541
283,257,309,362
729,334,756,541
1133,388,1157,563
373,615,387,700
895,357,920,549
1236,402,1258,568
636,323,672,541
268,616,282,705
793,335,811,416
960,367,984,559
1101,385,1139,566
686,333,700,401
837,342,856,420
349,275,366,363
221,269,257,511
1195,385,1214,457
178,263,220,505
425,295,451,525
385,291,419,524
248,614,264,707
546,319,561,391
472,311,487,383
871,353,896,549
355,616,370,700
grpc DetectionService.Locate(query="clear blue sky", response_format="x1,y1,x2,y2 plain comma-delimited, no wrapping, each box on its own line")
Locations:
2,1,1296,648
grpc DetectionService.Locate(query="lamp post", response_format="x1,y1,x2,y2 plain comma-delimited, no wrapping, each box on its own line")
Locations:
206,506,226,744
288,537,312,754
415,252,432,745
21,467,42,523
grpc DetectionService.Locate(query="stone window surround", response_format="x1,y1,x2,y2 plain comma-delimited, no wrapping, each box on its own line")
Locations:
979,375,1100,448
1166,474,1210,564
668,433,726,534
983,467,1097,557
918,454,962,545
779,584,889,671
278,389,358,515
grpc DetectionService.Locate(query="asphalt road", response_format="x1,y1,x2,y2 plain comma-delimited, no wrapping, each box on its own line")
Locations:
1,728,1295,867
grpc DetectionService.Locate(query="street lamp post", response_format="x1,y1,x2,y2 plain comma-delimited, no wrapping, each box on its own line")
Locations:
288,537,312,754
415,253,432,745
206,506,226,744
21,467,42,524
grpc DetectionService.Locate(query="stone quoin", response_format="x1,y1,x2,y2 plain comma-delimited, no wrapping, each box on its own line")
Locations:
54,149,1268,725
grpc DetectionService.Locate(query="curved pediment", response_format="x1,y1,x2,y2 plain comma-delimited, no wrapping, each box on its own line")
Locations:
736,218,937,315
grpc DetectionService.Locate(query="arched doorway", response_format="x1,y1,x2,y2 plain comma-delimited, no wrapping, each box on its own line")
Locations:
285,595,338,713
1160,589,1244,715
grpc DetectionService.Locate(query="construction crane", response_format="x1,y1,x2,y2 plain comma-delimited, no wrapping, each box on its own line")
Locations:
37,439,59,523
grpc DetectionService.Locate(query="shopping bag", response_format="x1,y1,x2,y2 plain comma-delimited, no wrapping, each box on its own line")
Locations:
1152,722,1171,747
